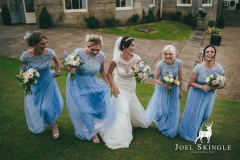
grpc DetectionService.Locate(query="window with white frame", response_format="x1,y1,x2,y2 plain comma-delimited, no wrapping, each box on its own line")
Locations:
116,0,132,10
202,0,212,6
150,0,155,7
64,0,87,12
177,0,192,6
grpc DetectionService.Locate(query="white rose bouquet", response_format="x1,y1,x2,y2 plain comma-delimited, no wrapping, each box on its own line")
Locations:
63,50,83,81
161,72,180,95
15,65,40,96
205,72,225,92
131,61,154,83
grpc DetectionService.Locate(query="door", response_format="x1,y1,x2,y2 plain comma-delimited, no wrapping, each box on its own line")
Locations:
7,0,21,24
23,0,36,23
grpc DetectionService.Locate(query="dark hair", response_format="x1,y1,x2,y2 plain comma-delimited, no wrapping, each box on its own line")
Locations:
119,36,135,51
27,31,47,47
202,45,216,61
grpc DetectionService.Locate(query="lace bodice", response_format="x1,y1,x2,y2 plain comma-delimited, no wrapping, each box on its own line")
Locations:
75,48,105,76
193,63,224,85
20,49,55,74
113,54,140,79
156,59,183,80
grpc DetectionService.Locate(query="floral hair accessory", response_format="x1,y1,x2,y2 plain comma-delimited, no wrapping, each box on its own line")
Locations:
24,31,31,41
85,34,91,42
125,37,133,41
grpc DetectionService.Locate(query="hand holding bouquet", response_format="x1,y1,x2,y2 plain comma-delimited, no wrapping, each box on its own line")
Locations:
132,61,154,83
205,72,225,92
161,72,180,95
63,50,83,81
15,65,40,96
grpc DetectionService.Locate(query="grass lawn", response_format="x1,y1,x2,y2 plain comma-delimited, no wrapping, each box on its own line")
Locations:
96,20,193,40
0,56,240,160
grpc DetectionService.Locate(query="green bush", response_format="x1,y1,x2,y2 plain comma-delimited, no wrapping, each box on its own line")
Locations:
84,16,101,29
183,12,196,29
216,13,226,28
142,8,155,23
105,18,121,27
208,20,215,27
39,6,51,29
127,14,139,24
1,5,11,25
170,11,182,21
39,7,50,21
211,28,221,34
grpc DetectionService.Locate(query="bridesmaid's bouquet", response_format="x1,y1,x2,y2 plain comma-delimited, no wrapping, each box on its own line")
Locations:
161,72,180,95
132,61,154,83
63,50,83,81
15,65,40,96
205,72,225,92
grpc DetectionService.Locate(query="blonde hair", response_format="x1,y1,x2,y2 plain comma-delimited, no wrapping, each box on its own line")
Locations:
85,34,103,47
162,45,176,59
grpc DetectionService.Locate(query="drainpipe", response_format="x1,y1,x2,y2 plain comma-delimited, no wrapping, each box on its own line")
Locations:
160,0,163,18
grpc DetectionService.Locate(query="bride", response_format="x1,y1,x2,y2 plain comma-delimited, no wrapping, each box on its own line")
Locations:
100,36,149,149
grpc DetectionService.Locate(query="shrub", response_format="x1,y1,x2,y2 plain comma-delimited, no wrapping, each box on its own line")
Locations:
170,11,182,21
183,12,196,29
211,28,221,34
84,16,101,29
127,14,139,24
105,18,121,27
39,7,51,29
142,8,155,23
208,20,215,27
39,7,50,21
216,13,226,28
1,5,11,25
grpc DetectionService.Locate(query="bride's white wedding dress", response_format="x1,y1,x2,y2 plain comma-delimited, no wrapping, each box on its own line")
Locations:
100,54,148,149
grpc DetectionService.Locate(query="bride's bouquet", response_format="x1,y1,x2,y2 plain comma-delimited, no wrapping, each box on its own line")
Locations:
205,72,225,92
63,50,83,81
132,61,154,83
161,72,180,95
15,65,40,96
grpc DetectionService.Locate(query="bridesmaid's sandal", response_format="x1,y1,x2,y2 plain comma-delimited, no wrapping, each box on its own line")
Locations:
92,134,100,143
52,124,59,139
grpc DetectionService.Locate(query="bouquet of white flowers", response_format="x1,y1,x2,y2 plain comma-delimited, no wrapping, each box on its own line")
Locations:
205,72,225,92
15,65,40,96
161,72,180,95
63,50,83,81
132,61,154,83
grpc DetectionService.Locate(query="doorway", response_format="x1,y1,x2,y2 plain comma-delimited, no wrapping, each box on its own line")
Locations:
22,0,36,23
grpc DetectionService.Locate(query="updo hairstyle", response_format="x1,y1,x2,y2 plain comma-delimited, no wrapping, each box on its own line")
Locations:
162,45,177,59
119,36,135,51
27,31,47,47
202,45,216,61
85,34,103,47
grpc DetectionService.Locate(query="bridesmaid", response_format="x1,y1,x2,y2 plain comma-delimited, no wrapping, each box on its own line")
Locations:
145,45,183,138
65,34,116,143
20,31,63,139
178,45,224,142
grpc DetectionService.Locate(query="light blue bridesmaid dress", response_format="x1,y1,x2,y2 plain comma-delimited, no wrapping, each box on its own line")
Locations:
178,63,224,142
20,49,63,133
145,59,183,138
66,48,116,140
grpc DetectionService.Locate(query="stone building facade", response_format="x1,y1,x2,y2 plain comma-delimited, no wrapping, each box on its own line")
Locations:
0,0,223,28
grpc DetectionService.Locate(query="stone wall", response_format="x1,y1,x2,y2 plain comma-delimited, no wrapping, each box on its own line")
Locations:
161,0,218,30
34,0,160,27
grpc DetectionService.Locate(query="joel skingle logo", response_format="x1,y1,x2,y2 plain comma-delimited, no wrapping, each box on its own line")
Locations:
175,121,231,153
195,121,213,144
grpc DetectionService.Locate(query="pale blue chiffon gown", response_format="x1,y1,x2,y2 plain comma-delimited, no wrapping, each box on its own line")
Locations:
66,48,116,140
20,49,63,133
178,63,224,142
145,59,183,138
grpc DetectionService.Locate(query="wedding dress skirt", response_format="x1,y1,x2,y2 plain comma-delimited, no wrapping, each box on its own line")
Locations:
100,75,148,149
